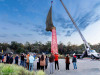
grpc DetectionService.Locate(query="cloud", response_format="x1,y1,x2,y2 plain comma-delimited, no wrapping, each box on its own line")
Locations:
21,34,33,37
54,14,74,29
1,19,30,30
54,2,100,37
2,19,23,26
31,28,51,36
0,34,7,37
65,30,75,36
93,2,100,8
77,12,93,30
2,27,8,30
39,29,51,36
55,12,92,30
30,25,43,32
0,0,5,2
12,34,20,37
30,24,51,36
13,8,19,12
8,21,23,26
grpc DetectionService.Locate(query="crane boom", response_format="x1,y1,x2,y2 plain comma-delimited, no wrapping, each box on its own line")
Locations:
60,0,91,50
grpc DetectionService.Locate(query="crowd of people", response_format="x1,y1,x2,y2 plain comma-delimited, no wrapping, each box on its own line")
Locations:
0,54,13,64
0,52,77,74
0,53,36,71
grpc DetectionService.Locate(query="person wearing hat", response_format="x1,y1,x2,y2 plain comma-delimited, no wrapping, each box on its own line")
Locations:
72,53,77,69
54,52,59,70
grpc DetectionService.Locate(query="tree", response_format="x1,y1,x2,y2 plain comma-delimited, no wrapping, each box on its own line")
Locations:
58,42,64,54
24,41,31,52
45,41,51,53
10,41,18,51
0,43,10,52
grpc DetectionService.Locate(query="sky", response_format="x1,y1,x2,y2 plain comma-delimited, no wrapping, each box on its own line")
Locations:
0,0,100,45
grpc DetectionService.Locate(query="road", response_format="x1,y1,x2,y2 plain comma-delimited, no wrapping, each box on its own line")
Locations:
15,58,100,75
33,58,100,75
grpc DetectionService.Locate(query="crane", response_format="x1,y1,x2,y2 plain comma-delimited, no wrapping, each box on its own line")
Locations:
60,0,100,59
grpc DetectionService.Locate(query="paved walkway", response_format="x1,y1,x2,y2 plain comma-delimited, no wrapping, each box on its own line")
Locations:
33,58,100,75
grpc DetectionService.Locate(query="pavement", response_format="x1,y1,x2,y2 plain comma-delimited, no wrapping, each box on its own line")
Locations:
33,58,100,75
14,58,100,75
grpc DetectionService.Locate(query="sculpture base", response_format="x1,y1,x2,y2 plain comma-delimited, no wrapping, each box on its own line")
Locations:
51,27,58,54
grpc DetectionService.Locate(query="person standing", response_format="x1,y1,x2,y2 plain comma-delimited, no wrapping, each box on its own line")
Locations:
26,54,30,69
65,54,70,70
40,54,45,71
29,54,34,71
24,54,27,68
20,54,24,66
6,54,10,63
49,53,55,74
2,54,4,63
0,54,2,63
9,55,13,64
54,53,59,70
4,54,7,63
15,54,19,65
45,56,48,69
33,53,36,61
37,56,40,70
72,53,77,69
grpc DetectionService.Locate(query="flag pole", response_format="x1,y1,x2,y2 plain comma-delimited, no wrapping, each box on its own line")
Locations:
51,1,53,6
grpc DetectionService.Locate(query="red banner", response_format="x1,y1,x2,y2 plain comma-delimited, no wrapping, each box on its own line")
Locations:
51,27,58,54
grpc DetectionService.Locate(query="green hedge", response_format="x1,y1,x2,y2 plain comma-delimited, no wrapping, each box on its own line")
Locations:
0,64,45,75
